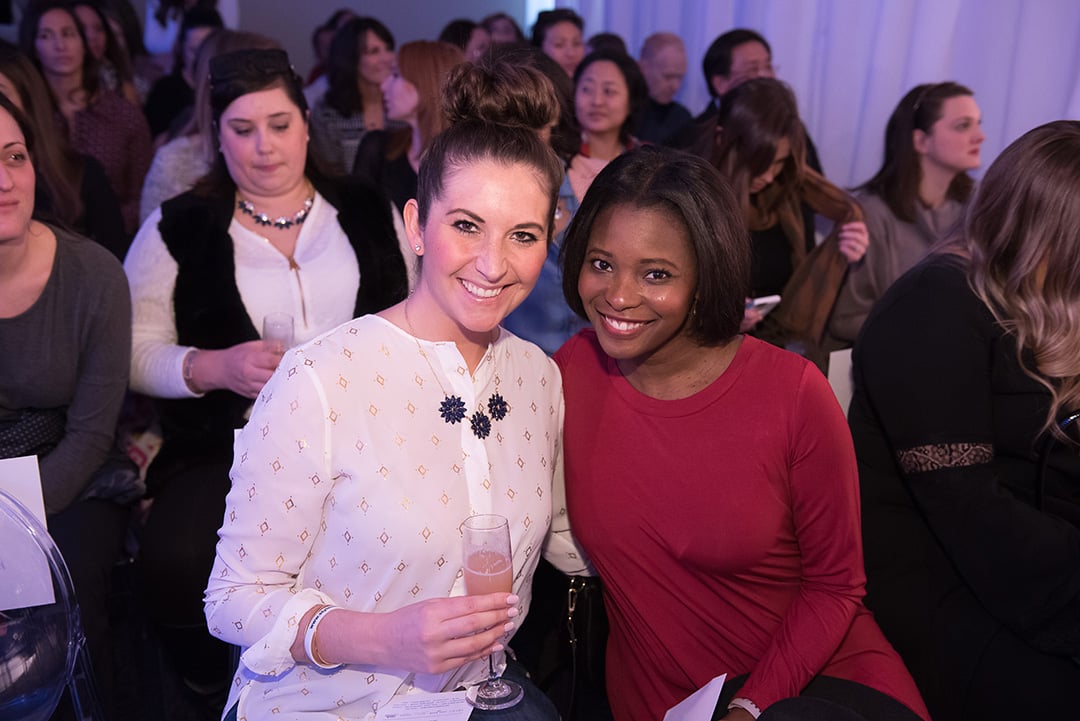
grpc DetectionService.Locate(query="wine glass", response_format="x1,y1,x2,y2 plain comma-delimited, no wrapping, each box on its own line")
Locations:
461,513,523,710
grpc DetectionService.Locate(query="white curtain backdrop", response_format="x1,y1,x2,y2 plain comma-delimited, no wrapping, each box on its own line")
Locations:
558,0,1080,187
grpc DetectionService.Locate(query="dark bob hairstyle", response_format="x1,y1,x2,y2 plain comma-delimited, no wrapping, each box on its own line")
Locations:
561,146,751,344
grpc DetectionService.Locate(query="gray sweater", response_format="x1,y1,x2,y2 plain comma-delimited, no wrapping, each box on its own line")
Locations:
0,228,131,513
830,192,965,344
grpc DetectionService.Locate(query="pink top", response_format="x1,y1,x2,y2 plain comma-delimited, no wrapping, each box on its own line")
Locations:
555,331,929,721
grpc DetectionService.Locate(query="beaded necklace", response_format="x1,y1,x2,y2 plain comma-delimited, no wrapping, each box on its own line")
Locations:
237,191,314,230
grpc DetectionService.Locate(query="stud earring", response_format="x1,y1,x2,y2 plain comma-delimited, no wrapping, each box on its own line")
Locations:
414,245,422,252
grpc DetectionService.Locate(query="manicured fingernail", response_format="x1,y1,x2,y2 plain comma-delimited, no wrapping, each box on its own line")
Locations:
503,622,515,633
507,607,520,618
493,643,505,652
506,594,519,605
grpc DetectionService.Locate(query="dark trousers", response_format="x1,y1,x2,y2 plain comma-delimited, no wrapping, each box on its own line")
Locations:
138,458,234,691
49,498,130,719
713,675,924,721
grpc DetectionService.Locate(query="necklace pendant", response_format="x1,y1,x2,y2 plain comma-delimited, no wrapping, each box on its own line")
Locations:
439,395,467,424
487,393,509,421
470,410,492,439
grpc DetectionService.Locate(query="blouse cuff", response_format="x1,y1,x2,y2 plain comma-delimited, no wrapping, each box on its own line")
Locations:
239,589,335,677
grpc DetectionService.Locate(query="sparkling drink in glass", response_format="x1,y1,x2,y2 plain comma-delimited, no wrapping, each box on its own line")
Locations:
461,514,523,710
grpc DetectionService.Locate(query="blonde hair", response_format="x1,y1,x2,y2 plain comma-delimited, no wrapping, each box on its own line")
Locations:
964,120,1080,438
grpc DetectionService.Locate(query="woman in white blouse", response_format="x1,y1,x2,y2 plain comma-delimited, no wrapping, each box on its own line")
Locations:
123,48,407,709
203,119,566,720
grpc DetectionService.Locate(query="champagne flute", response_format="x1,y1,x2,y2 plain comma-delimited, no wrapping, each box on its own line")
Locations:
461,513,523,710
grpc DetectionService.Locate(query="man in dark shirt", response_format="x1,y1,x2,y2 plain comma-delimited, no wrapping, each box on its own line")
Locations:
635,32,692,144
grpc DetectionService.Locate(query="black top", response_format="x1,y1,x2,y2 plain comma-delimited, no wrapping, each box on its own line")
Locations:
748,203,816,297
353,129,418,213
850,254,1080,720
637,97,692,145
34,155,127,261
149,177,408,489
143,72,194,139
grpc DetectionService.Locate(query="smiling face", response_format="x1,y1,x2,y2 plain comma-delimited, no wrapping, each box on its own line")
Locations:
404,158,551,346
218,85,308,200
0,107,35,245
578,203,698,366
542,20,585,78
575,59,630,139
916,94,985,176
358,29,394,87
34,8,85,80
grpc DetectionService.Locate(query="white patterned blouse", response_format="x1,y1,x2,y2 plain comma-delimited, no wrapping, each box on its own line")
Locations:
204,314,565,720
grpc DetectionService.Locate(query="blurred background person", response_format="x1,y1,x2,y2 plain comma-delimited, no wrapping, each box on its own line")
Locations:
438,18,490,63
73,1,139,106
20,0,153,235
0,41,126,259
143,5,222,142
532,8,585,79
830,82,983,345
353,39,463,287
482,11,525,46
309,16,395,175
636,31,691,144
585,31,627,55
702,78,866,350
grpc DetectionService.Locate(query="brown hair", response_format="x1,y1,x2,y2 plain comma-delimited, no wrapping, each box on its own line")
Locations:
415,120,562,238
181,29,281,156
709,78,857,266
0,42,83,226
962,120,1080,438
860,82,977,223
20,2,102,108
561,145,751,344
442,50,559,134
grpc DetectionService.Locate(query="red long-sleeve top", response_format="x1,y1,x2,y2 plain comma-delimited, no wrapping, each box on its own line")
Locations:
555,331,928,721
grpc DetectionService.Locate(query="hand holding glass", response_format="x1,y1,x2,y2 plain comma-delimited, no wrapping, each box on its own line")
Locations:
262,312,294,354
461,513,523,710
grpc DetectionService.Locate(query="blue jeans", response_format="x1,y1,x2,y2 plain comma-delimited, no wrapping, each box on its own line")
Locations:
221,660,558,721
469,659,560,721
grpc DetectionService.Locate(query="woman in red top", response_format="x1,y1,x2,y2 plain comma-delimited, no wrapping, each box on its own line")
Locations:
554,146,928,721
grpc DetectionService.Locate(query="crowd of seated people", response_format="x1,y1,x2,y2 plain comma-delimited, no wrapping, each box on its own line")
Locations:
1,4,1077,721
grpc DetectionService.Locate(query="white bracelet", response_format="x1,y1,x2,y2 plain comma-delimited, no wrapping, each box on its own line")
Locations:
728,697,762,719
303,605,342,669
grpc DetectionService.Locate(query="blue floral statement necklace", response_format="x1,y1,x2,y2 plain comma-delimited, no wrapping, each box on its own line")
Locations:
404,301,508,440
